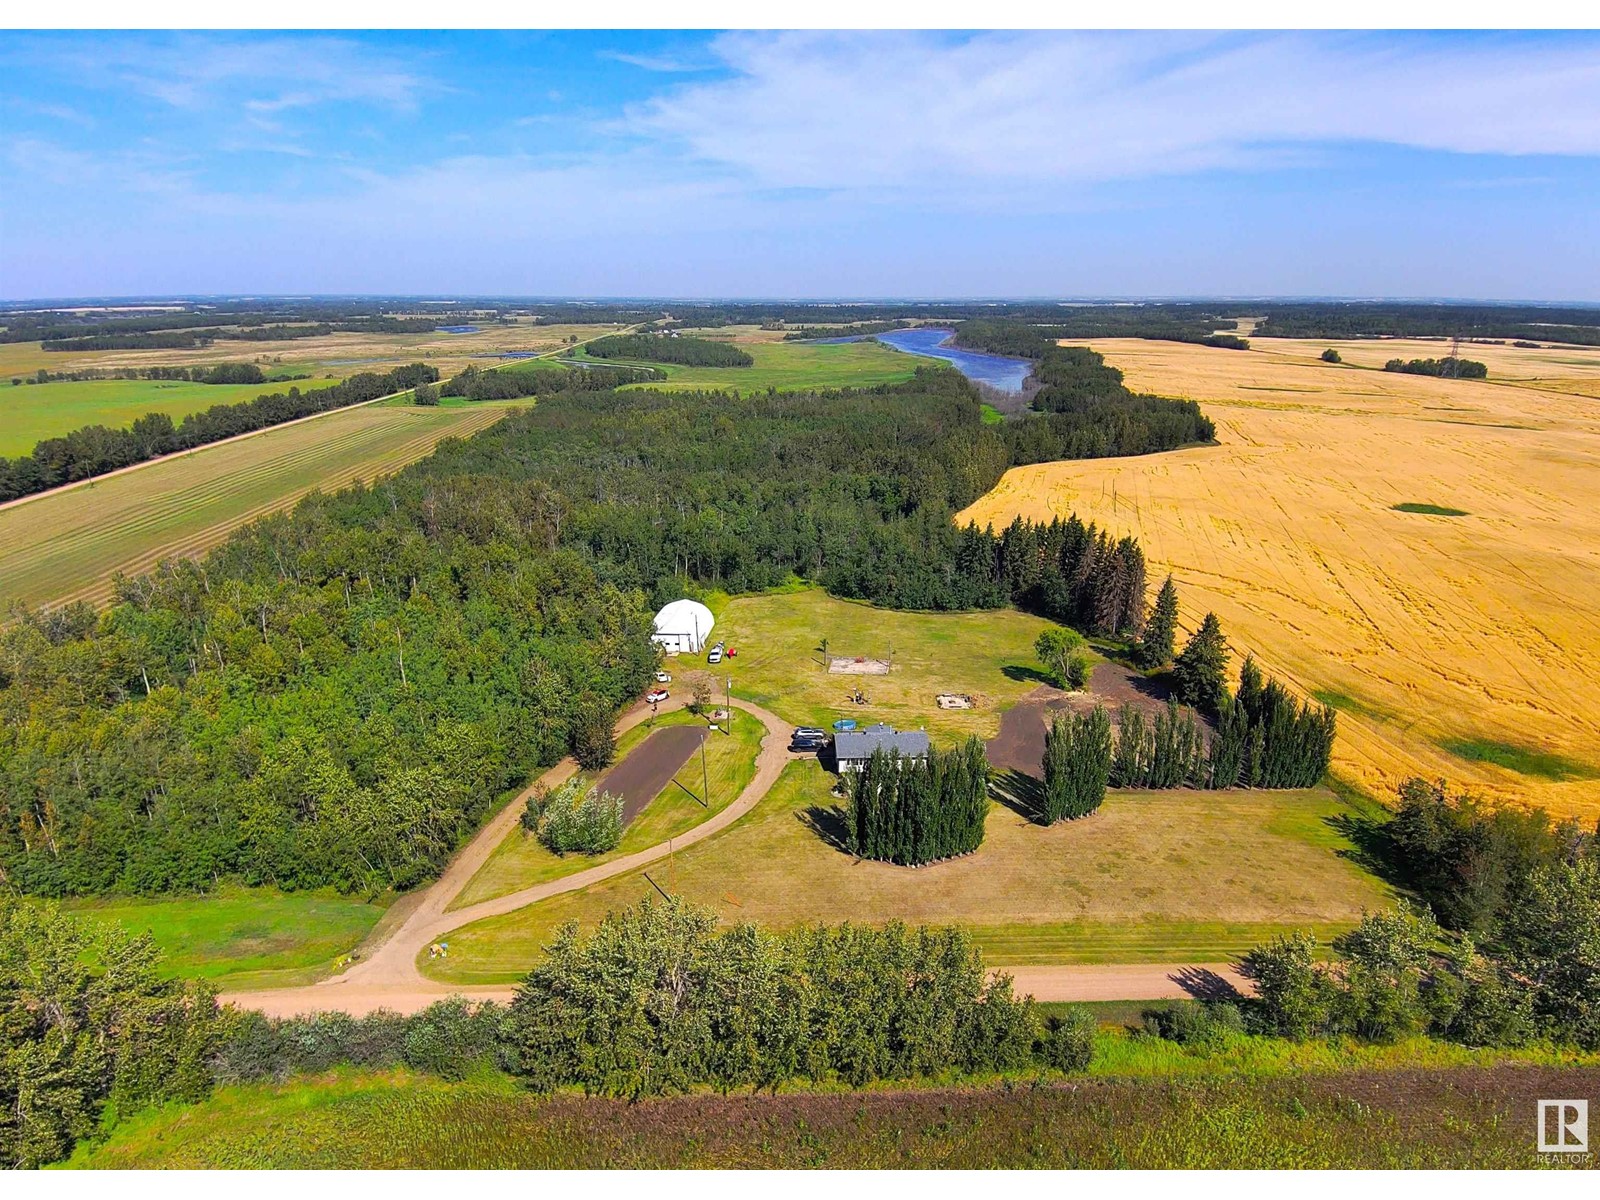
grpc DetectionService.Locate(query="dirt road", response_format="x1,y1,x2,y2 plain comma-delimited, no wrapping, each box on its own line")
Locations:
226,962,1254,1019
224,692,1257,1019
225,693,794,1012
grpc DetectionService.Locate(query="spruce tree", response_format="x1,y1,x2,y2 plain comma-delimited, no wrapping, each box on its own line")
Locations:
1173,612,1230,714
1139,575,1180,668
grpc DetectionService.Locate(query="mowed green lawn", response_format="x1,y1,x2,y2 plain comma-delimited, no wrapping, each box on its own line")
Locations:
712,588,1062,741
449,707,766,911
63,885,389,989
0,401,512,610
575,338,936,394
0,377,337,456
426,760,1392,983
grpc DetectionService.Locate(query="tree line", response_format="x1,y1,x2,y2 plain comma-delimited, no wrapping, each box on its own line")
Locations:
1253,302,1600,347
15,363,290,386
846,737,991,865
0,364,438,502
1384,356,1489,379
783,320,913,341
582,333,755,367
439,361,661,400
1241,777,1600,1049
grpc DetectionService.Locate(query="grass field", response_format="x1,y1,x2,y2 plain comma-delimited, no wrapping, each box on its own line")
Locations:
960,336,1600,818
0,377,339,456
569,329,935,393
63,885,389,989
425,759,1390,983
63,1059,1600,1168
0,400,512,610
448,708,766,911
709,588,1062,741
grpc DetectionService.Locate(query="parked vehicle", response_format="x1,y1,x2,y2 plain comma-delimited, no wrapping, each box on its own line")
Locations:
654,671,672,683
707,641,725,664
646,688,669,704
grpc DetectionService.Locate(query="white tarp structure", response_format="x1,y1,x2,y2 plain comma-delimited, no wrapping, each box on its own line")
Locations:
651,599,714,654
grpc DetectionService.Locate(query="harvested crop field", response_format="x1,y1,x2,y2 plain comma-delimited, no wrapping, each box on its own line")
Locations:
960,337,1600,818
0,401,510,610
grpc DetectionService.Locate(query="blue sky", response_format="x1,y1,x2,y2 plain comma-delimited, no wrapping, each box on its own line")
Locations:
3,29,1599,301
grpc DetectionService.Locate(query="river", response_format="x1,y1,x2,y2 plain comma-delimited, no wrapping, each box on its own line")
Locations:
814,327,1034,393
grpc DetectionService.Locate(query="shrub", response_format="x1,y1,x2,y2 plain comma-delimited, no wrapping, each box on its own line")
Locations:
530,777,624,855
1141,1001,1246,1047
1035,1007,1096,1071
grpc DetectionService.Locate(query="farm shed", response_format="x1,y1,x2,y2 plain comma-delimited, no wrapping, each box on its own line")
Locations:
651,598,715,655
832,723,931,772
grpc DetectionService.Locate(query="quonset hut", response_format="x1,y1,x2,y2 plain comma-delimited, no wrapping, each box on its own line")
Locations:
651,599,715,655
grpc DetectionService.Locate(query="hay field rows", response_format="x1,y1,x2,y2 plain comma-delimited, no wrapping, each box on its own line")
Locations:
0,401,510,611
961,338,1600,817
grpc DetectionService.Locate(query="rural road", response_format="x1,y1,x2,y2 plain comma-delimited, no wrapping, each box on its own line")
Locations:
225,692,1256,1018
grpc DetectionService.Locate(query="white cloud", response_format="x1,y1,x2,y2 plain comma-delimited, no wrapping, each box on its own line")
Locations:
626,31,1600,195
30,33,439,115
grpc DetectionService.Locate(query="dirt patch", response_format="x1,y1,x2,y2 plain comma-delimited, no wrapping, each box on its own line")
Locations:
596,725,706,825
828,656,891,675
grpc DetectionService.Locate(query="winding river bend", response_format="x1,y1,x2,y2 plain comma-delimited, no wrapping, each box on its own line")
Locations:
816,326,1034,393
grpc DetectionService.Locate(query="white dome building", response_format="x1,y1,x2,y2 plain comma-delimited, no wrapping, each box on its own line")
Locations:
651,599,714,655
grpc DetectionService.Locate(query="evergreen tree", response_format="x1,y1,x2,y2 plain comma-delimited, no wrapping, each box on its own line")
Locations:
1173,612,1230,714
1138,575,1180,667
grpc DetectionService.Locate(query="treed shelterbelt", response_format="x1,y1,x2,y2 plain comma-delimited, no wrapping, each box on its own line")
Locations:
0,364,440,503
582,333,754,367
0,367,1208,897
846,739,992,865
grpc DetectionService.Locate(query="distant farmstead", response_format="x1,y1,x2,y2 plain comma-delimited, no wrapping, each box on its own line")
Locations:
833,723,931,772
651,599,714,655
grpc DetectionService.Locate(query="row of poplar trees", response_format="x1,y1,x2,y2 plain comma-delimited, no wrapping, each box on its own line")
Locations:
1039,667,1337,821
847,737,991,865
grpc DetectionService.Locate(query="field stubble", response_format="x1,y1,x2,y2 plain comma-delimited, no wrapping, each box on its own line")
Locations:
960,337,1600,817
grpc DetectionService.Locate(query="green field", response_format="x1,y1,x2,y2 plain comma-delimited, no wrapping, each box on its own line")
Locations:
63,885,389,989
710,587,1062,741
449,707,766,911
0,377,339,456
63,1057,1599,1168
0,400,512,610
569,337,935,394
426,760,1391,984
1440,737,1600,782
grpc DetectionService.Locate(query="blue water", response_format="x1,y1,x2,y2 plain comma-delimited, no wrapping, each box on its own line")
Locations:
438,324,481,334
813,327,1033,393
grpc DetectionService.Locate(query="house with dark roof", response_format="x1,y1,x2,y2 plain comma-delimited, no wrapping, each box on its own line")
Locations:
832,723,931,772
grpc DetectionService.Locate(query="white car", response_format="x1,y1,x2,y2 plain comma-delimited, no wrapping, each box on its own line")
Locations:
655,671,672,683
646,688,670,704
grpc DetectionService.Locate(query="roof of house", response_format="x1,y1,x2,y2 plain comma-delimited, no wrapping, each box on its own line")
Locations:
834,724,931,761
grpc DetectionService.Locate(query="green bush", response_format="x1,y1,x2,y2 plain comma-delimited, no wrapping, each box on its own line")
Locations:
1035,1007,1096,1071
1141,1002,1245,1047
527,777,624,855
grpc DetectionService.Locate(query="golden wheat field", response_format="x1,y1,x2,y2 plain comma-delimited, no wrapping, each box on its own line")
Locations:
960,337,1600,818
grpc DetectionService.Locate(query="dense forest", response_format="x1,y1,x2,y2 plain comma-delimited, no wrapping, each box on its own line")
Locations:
0,364,439,503
0,365,1207,897
783,320,913,341
1253,303,1600,347
582,333,754,367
